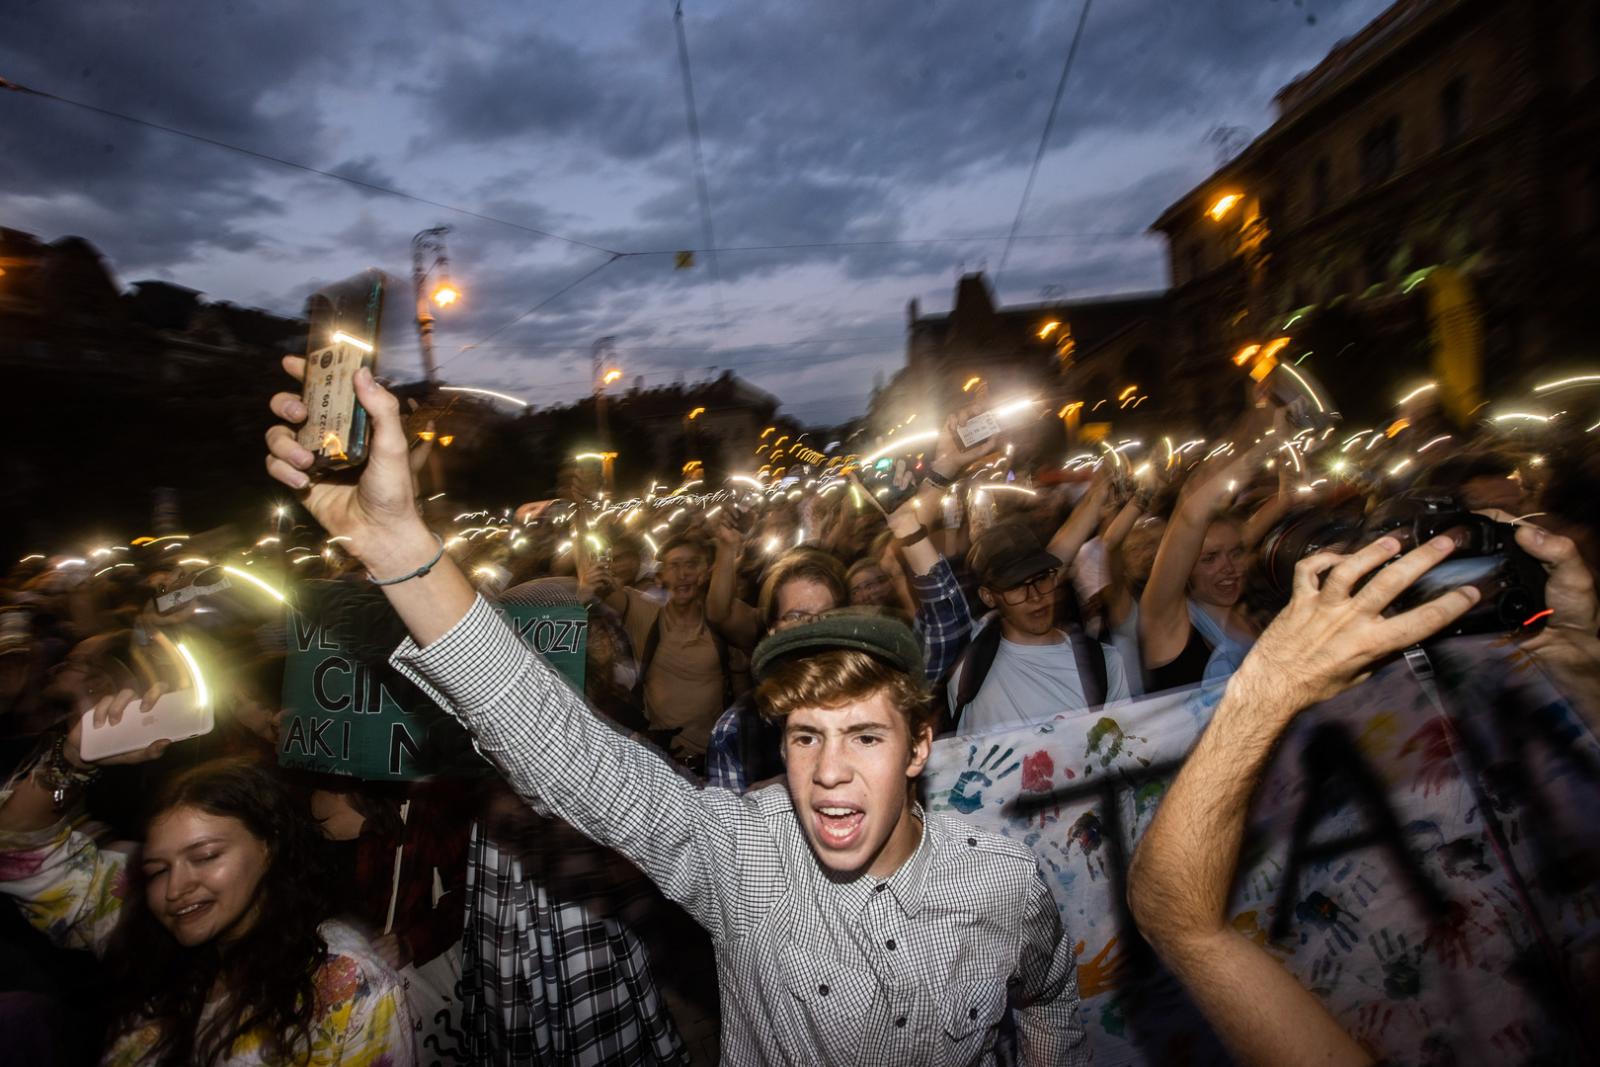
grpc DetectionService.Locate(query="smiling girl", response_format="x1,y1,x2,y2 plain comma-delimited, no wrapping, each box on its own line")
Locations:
0,689,413,1066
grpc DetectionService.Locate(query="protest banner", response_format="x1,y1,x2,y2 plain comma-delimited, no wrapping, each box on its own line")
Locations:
280,579,587,780
924,636,1600,1066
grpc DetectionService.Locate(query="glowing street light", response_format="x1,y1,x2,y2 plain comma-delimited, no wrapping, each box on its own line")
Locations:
1038,321,1061,340
962,376,982,393
602,368,623,386
1207,192,1243,221
687,406,706,421
432,284,460,307
412,226,458,382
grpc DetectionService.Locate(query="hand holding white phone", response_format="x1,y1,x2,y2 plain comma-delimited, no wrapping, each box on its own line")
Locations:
78,688,214,763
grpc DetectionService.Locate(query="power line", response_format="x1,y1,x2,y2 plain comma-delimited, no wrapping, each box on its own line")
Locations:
626,230,1147,256
994,0,1096,291
464,333,902,352
671,1,726,325
0,75,622,256
440,254,624,373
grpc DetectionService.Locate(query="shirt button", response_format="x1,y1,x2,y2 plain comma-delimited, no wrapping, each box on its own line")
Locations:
895,1016,907,1028
967,836,977,847
885,938,896,951
968,1007,979,1020
818,984,830,996
874,883,888,893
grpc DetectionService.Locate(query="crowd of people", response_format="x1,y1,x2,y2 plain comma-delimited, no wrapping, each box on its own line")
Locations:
0,352,1595,1065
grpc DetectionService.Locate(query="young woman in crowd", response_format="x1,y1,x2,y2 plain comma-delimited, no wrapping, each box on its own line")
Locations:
0,691,413,1066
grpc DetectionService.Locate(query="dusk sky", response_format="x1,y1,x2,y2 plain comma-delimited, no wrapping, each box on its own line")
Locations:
2,0,1391,423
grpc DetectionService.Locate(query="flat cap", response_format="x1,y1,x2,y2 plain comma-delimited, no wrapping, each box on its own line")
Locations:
751,607,924,682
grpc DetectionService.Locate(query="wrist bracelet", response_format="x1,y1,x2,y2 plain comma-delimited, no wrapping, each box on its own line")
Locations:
895,525,930,548
36,732,100,810
368,533,447,587
923,468,954,489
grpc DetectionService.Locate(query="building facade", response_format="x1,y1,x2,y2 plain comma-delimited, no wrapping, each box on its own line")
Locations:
872,272,1167,454
1152,0,1600,426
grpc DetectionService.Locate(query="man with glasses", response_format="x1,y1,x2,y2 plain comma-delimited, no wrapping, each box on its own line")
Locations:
949,523,1130,734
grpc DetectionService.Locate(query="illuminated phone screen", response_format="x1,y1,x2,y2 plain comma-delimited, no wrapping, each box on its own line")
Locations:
297,270,386,470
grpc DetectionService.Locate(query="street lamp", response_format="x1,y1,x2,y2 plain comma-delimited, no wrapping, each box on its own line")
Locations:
412,227,459,382
591,337,621,492
1207,192,1244,221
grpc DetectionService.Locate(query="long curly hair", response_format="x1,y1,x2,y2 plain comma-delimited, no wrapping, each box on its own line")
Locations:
104,757,333,1066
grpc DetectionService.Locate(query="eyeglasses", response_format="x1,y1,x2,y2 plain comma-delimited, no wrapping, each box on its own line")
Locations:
776,609,821,629
998,568,1059,605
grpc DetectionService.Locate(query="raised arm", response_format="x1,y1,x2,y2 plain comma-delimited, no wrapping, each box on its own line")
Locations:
704,518,759,649
264,360,752,937
1139,443,1261,667
1046,472,1112,567
1127,532,1479,1067
1100,496,1146,629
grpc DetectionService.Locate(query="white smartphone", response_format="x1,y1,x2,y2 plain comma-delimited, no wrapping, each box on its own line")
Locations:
955,411,1001,450
78,689,214,762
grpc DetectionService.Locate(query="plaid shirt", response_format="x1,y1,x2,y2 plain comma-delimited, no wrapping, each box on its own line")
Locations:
393,596,1088,1067
910,555,976,686
457,821,689,1066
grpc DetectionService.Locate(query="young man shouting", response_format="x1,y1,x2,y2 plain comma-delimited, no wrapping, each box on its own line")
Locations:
263,362,1088,1065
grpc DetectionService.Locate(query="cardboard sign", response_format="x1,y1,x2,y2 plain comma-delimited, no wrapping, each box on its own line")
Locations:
281,580,587,780
923,638,1600,1065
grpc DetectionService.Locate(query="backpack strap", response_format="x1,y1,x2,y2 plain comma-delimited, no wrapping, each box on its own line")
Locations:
632,611,734,708
1067,629,1109,709
950,619,1004,731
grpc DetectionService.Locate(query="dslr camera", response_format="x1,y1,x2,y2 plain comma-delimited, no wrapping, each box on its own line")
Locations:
1260,492,1547,639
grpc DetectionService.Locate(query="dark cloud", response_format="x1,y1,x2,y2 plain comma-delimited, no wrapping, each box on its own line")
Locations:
1,0,1392,420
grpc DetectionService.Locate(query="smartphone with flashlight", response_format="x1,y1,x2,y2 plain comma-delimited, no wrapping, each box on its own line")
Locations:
955,411,1001,451
298,270,387,471
78,688,213,762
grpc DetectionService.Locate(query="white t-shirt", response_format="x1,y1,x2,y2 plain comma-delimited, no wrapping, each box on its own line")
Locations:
951,625,1131,735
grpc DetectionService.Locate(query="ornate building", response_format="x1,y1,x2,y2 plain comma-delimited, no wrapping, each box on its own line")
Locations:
1151,0,1600,427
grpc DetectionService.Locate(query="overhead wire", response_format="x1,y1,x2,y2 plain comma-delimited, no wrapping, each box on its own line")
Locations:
0,75,621,256
671,0,726,327
435,254,624,375
993,0,1096,291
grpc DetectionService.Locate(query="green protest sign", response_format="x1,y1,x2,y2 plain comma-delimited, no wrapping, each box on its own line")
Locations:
280,580,587,780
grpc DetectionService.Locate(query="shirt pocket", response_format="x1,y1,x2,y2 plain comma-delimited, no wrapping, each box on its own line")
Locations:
940,979,1009,1066
779,943,877,1062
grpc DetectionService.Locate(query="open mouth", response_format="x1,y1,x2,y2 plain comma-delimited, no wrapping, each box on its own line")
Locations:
814,805,866,849
171,901,213,923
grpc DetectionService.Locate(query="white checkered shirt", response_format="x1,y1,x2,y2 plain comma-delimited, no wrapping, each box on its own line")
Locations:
393,596,1089,1067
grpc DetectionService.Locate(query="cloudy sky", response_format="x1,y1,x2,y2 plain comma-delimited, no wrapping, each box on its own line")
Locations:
2,0,1390,423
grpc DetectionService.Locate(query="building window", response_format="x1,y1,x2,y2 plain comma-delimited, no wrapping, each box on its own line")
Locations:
1440,77,1466,146
1311,157,1331,214
1360,117,1401,187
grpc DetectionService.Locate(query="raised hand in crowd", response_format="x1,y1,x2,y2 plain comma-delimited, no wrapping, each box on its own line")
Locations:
1128,533,1482,1067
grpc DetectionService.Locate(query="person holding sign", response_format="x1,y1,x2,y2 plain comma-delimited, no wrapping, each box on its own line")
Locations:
1127,523,1596,1065
264,360,1089,1062
0,716,414,1066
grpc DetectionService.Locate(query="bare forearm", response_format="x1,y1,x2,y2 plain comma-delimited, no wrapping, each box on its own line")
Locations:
1129,668,1298,941
705,544,738,623
360,522,478,649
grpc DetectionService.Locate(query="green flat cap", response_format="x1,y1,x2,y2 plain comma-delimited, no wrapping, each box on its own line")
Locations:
751,607,925,681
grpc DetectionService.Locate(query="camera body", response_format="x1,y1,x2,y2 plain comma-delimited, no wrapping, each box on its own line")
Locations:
1260,492,1546,638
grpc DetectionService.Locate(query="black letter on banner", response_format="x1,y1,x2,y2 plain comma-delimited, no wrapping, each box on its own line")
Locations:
1007,758,1188,1019
309,717,336,758
389,722,422,775
1270,722,1448,940
532,619,556,653
312,657,352,712
282,717,309,755
341,721,351,760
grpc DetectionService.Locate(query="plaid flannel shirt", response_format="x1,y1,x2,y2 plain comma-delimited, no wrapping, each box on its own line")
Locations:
393,596,1088,1067
910,555,976,686
457,821,689,1066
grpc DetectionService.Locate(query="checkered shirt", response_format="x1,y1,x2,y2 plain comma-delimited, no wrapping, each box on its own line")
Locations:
393,596,1088,1067
459,821,690,1066
911,556,977,686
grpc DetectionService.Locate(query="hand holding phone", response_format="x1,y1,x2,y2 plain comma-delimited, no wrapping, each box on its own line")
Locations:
297,270,386,470
75,687,213,763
